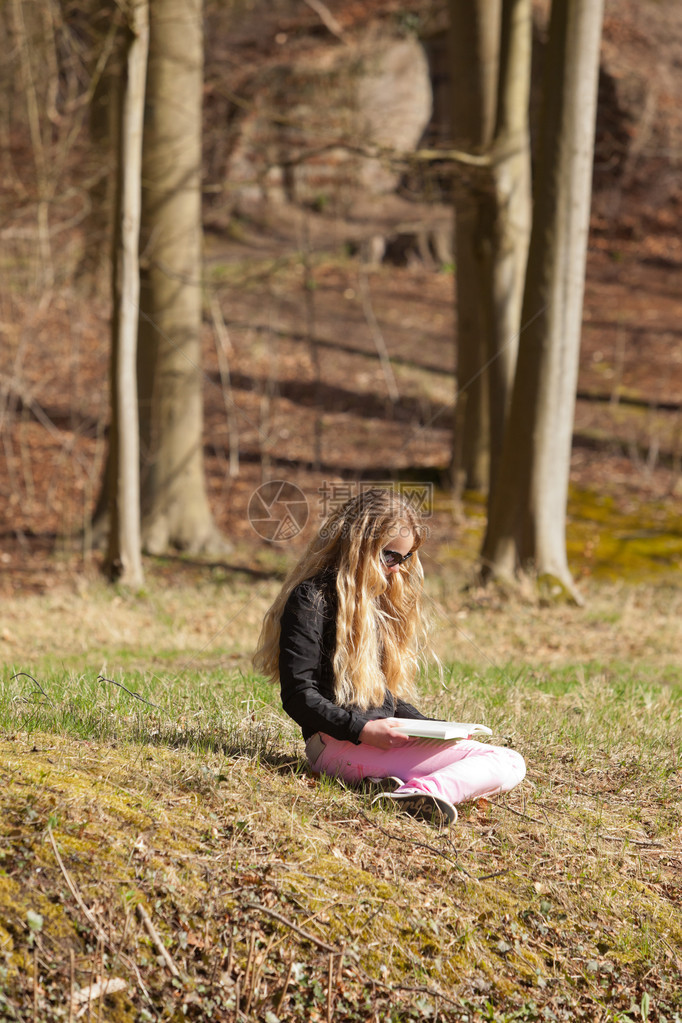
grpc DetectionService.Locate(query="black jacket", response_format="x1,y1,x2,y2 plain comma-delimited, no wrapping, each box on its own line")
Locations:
278,572,427,743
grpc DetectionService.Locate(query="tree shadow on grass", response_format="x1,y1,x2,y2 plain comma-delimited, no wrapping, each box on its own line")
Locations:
134,723,308,775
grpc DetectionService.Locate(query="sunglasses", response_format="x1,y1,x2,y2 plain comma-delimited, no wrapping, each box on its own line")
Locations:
381,548,414,568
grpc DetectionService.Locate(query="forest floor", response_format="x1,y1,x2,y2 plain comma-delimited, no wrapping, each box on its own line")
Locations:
1,192,682,600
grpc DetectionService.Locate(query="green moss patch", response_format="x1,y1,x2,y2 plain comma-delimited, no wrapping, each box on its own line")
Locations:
567,487,682,582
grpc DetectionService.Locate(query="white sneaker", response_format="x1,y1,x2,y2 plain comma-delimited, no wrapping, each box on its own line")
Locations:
371,788,457,826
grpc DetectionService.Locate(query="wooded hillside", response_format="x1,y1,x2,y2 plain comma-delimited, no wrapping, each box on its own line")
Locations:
1,0,681,594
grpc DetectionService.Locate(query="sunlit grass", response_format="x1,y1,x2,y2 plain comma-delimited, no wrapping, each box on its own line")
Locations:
2,578,682,1020
4,662,679,781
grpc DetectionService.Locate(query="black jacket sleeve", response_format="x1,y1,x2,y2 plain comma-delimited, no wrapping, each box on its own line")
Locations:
278,580,371,743
394,697,427,720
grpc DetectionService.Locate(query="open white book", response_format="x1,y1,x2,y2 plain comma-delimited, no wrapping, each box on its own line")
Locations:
393,720,493,741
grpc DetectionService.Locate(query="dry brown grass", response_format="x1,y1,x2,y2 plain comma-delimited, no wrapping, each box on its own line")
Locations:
3,568,682,674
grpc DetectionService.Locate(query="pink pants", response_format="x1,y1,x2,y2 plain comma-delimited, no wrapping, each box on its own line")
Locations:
306,733,526,806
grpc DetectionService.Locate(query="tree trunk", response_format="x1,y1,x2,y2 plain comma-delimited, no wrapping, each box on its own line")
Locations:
137,0,223,554
448,0,499,495
481,0,604,599
447,0,531,500
485,0,532,504
106,0,148,588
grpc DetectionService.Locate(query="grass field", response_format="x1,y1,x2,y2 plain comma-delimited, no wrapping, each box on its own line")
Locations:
1,569,681,1022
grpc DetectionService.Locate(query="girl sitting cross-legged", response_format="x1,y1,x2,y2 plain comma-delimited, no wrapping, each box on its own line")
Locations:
254,488,526,826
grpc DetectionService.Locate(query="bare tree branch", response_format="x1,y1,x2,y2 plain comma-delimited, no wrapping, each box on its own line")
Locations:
302,0,348,45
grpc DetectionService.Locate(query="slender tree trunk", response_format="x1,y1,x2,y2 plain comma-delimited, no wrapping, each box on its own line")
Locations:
447,0,531,501
481,0,604,599
485,0,532,503
137,0,224,554
106,0,148,588
448,0,500,495
450,219,490,494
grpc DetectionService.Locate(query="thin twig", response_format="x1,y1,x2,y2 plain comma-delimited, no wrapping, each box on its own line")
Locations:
351,958,465,1011
335,947,345,989
97,935,105,1023
269,863,329,883
33,943,38,1023
358,812,471,879
209,295,239,478
69,948,75,1023
272,139,497,172
476,868,512,882
246,902,341,954
226,927,235,977
326,952,334,1023
659,933,682,971
596,833,664,849
275,952,295,1015
49,827,110,945
301,217,322,470
302,0,348,43
136,904,180,979
242,931,256,1015
495,802,544,824
87,942,95,1023
98,675,161,710
531,799,667,848
412,145,493,167
47,827,154,1008
357,269,399,403
248,931,276,1015
363,811,515,883
11,672,54,707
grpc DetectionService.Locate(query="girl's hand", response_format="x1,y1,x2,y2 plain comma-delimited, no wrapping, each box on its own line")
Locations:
359,718,410,750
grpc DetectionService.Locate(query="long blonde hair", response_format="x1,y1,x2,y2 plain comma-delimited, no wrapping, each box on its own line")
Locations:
253,488,430,709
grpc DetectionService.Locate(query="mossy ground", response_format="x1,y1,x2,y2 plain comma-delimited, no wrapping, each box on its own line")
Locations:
0,652,681,1021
